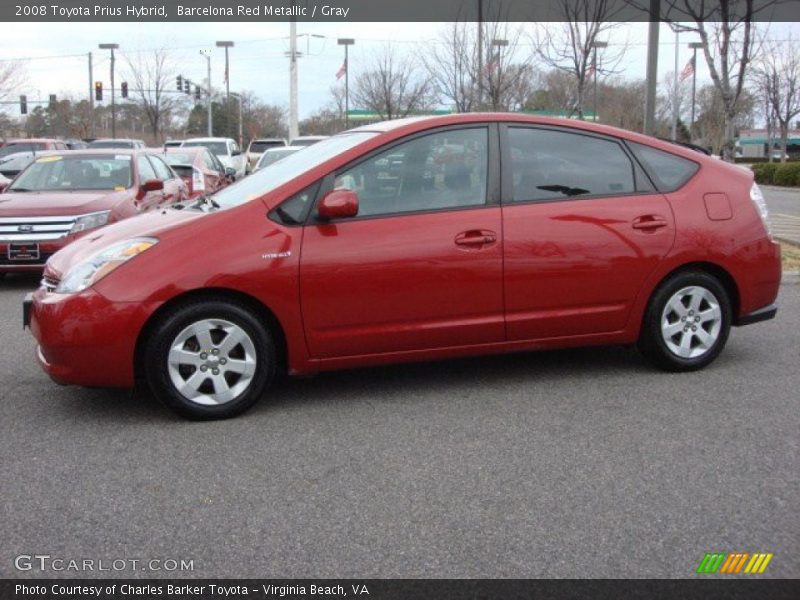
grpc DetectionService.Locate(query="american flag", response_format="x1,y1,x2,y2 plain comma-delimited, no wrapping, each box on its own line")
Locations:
680,55,695,82
336,60,347,80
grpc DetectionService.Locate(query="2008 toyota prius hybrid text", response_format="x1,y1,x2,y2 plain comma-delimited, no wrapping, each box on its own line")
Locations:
24,114,780,419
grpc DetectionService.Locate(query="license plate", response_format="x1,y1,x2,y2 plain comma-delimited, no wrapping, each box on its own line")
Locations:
8,242,40,261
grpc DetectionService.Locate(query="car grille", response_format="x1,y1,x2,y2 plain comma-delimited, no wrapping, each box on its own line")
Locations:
0,216,76,242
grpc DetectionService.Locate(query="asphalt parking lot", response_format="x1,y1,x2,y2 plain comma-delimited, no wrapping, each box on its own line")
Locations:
1,272,798,579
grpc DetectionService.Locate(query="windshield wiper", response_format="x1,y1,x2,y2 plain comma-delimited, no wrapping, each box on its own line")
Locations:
8,187,32,192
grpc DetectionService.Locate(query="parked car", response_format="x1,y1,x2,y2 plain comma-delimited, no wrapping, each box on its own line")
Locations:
88,138,146,149
0,138,68,156
25,114,780,419
157,147,232,198
253,146,303,172
290,135,328,147
64,139,89,150
246,138,287,172
1,149,187,274
0,151,39,180
182,137,246,180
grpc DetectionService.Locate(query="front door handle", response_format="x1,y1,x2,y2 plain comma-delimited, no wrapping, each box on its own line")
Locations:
455,230,497,247
632,216,668,231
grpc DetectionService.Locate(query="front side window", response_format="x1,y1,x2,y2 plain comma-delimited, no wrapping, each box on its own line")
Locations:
148,155,174,181
137,155,157,182
334,127,488,218
508,127,636,202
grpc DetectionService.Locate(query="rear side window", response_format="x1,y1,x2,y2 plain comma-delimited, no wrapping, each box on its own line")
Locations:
508,127,636,202
628,142,699,192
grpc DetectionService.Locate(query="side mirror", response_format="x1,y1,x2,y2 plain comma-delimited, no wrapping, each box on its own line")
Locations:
225,167,237,177
318,189,359,220
231,149,242,156
0,182,7,193
140,178,164,192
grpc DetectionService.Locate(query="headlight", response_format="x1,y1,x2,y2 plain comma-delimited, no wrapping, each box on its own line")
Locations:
749,182,772,237
69,210,110,234
55,237,158,294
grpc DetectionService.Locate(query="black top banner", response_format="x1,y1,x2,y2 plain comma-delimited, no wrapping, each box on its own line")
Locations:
2,0,799,22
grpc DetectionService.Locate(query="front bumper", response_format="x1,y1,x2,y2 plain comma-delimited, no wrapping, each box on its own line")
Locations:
27,286,158,387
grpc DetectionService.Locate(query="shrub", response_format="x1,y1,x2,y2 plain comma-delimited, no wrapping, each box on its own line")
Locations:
751,163,778,185
773,163,800,186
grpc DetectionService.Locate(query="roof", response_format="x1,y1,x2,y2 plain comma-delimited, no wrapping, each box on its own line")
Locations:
3,138,60,144
182,137,234,143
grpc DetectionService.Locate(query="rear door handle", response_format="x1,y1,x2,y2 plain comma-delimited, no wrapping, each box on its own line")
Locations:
455,230,497,247
632,216,668,230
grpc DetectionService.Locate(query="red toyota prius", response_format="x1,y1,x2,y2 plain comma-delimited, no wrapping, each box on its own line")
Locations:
25,114,780,419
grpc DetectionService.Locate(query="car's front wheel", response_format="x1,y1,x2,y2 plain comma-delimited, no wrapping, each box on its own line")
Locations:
639,271,732,371
145,300,276,419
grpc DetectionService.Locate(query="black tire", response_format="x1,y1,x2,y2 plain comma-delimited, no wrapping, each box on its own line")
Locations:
144,299,276,420
638,270,732,372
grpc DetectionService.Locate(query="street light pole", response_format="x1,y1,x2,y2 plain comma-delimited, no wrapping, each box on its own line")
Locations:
672,29,680,141
99,43,119,138
592,41,608,122
200,50,212,136
337,38,354,129
289,16,299,141
689,41,703,140
644,0,661,136
490,39,508,111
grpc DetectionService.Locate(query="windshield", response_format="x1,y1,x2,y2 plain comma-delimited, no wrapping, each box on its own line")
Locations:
89,140,133,149
256,148,300,170
10,155,133,191
250,141,284,153
163,152,196,166
0,142,46,157
183,141,227,155
210,132,377,209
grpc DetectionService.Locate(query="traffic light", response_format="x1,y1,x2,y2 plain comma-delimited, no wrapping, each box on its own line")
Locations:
20,95,27,115
95,81,103,101
121,81,128,98
49,94,57,108
176,75,183,92
184,79,190,94
195,86,201,100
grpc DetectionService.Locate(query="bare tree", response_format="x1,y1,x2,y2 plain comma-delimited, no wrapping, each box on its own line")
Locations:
123,49,180,143
0,60,25,104
423,21,479,112
754,36,800,163
352,45,437,120
531,0,627,119
664,0,772,161
694,83,756,155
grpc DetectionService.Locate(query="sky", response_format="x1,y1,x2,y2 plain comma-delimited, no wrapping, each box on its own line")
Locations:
2,21,798,121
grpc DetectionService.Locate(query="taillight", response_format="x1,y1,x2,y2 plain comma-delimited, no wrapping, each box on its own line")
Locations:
749,182,772,238
192,167,205,193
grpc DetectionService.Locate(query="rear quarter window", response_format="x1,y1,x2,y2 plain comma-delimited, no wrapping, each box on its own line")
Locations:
629,142,699,192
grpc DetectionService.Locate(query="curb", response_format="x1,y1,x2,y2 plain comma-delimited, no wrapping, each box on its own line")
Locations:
782,270,800,285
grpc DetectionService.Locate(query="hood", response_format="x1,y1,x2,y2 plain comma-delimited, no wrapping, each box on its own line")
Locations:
0,190,130,217
44,205,208,280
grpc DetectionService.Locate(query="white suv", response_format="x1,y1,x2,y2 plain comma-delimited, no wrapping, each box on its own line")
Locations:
182,137,246,180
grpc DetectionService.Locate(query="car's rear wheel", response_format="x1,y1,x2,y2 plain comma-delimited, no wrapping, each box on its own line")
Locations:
145,300,275,419
639,271,732,371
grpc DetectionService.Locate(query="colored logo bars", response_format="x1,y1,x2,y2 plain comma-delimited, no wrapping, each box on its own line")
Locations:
696,552,773,574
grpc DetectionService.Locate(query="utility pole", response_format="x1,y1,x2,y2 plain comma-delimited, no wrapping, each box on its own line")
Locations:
592,41,608,122
216,41,234,100
672,29,679,141
230,92,244,148
689,41,703,140
99,43,119,138
289,15,299,140
644,0,660,136
87,51,94,136
338,38,354,129
200,50,212,136
477,0,484,110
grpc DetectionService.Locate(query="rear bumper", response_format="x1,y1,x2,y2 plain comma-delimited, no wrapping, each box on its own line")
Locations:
734,303,778,327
